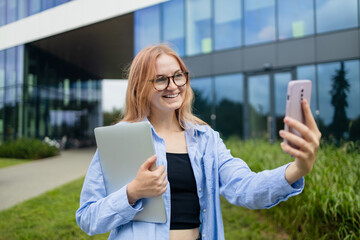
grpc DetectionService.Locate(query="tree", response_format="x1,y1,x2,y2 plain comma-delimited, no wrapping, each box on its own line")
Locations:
103,108,123,126
329,62,350,141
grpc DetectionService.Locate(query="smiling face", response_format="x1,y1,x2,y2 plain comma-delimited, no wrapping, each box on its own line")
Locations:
148,54,187,117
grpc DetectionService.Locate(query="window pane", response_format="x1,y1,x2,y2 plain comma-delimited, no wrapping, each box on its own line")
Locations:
162,0,185,56
316,0,358,33
344,60,360,141
29,0,41,15
186,0,212,55
296,65,317,114
18,0,29,19
214,0,242,50
0,50,4,90
0,50,4,140
5,47,17,140
191,77,213,125
42,0,55,10
278,0,314,40
6,0,17,24
244,0,275,45
0,0,5,26
274,72,291,137
214,74,243,138
248,74,270,138
134,5,161,55
55,0,68,6
317,61,359,141
5,47,16,104
317,62,338,138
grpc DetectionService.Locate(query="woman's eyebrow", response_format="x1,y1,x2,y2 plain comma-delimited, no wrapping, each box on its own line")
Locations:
156,69,182,77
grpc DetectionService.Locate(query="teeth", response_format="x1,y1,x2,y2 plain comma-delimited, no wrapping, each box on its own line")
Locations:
163,94,178,98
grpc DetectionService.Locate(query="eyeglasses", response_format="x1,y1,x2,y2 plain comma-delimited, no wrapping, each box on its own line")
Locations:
149,71,188,91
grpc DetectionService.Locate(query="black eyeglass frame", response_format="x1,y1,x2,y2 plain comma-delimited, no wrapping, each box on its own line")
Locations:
149,72,189,91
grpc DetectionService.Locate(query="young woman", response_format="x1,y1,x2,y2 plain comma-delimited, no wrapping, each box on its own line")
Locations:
76,45,321,240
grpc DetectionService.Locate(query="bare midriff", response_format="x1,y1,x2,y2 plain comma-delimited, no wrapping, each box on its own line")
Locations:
169,228,200,240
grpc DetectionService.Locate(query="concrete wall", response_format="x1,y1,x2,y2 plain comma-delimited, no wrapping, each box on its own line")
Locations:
183,28,360,77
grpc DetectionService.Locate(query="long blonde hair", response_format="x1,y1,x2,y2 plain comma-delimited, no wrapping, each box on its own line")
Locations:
122,44,206,128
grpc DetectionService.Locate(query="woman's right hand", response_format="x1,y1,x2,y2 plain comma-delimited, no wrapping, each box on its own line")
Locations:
126,155,167,205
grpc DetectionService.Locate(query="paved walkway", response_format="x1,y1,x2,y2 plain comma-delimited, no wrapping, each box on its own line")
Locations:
0,148,95,211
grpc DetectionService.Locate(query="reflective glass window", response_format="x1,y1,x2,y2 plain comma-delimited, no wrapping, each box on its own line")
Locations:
162,0,185,56
248,74,270,138
317,60,360,141
186,0,212,55
343,60,360,141
214,0,242,50
0,0,5,27
0,50,4,96
29,0,41,15
42,0,55,10
214,74,243,138
6,0,17,24
5,47,16,104
296,65,317,115
0,50,4,139
316,0,358,33
244,0,275,45
55,0,68,6
18,0,29,19
274,72,291,136
191,77,213,126
134,5,161,55
5,47,17,140
277,0,314,40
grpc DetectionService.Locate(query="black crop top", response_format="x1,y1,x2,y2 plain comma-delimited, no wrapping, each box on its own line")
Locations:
166,152,201,230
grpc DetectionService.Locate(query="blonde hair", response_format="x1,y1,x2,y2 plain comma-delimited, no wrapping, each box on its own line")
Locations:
122,44,206,128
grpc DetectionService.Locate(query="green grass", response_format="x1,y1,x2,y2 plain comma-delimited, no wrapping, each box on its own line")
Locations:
0,158,30,169
0,177,285,240
0,178,109,240
225,137,360,240
0,139,358,240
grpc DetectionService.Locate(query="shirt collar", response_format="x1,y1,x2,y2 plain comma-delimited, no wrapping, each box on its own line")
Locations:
141,117,207,136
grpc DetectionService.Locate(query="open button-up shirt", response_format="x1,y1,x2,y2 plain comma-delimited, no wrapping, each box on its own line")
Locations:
76,120,304,240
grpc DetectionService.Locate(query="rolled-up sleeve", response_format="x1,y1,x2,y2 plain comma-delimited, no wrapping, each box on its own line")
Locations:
76,150,143,235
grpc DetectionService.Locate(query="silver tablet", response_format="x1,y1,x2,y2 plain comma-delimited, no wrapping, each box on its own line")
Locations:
94,121,166,223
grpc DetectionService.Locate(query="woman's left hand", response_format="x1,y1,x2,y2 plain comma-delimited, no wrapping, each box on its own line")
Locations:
280,99,322,184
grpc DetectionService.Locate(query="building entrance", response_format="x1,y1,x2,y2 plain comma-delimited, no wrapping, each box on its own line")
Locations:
244,68,295,142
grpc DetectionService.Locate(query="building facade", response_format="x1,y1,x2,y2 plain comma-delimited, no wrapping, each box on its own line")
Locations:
134,0,360,142
0,0,359,145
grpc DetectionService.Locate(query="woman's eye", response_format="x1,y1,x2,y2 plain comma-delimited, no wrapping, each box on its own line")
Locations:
175,73,183,78
156,77,167,83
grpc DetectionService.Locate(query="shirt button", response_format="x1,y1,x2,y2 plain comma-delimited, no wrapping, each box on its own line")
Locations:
203,209,206,213
199,188,202,192
202,233,206,238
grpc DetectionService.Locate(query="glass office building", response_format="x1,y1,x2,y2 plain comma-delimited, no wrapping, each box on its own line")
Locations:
0,0,102,146
136,0,360,142
1,0,359,145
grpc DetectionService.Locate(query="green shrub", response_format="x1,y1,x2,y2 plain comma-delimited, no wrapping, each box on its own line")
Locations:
224,137,360,240
0,138,59,159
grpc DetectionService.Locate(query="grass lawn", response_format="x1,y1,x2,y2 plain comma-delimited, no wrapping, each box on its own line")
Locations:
1,139,358,239
0,158,30,169
0,178,109,240
0,177,288,240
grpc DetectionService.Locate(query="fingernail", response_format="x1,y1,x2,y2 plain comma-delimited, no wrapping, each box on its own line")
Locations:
279,130,285,136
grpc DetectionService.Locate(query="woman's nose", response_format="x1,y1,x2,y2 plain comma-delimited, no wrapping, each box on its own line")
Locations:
167,77,178,90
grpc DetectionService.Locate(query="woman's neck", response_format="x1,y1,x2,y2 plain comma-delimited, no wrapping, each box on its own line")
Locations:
148,111,182,133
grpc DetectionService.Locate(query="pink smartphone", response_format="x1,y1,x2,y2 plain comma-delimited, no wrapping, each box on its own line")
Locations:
284,80,312,148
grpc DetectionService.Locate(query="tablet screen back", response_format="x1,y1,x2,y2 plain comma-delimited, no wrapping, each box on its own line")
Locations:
94,121,166,223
